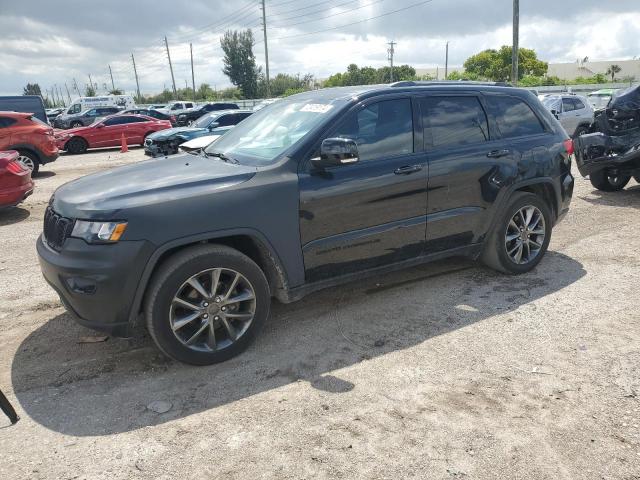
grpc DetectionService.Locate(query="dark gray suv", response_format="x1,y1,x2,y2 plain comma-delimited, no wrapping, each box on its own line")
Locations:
53,107,121,129
38,82,574,365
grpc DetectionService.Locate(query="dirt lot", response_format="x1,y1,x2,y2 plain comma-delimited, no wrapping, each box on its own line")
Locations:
0,148,639,479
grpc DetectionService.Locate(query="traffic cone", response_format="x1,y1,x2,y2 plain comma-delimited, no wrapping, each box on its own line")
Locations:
120,133,129,153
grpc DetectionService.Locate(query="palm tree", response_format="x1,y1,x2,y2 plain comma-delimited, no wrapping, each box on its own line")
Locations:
606,64,622,82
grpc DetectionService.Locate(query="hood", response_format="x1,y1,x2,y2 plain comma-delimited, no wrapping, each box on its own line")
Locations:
51,153,256,219
147,126,207,141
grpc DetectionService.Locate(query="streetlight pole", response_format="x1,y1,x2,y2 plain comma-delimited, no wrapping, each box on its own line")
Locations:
512,0,519,86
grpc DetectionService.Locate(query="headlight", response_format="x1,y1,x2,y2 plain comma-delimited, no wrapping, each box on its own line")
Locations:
71,220,128,243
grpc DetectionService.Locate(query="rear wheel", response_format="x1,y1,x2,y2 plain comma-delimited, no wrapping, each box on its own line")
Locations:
589,170,630,191
16,150,39,175
482,192,552,274
65,137,88,154
573,125,590,137
145,244,270,365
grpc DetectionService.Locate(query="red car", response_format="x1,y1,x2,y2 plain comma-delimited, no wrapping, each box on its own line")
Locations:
55,114,172,154
0,150,34,208
0,111,58,175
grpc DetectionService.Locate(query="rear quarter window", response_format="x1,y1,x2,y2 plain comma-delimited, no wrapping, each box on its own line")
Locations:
486,95,546,138
0,117,18,128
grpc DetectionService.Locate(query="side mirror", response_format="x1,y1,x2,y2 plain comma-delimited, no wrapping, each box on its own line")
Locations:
312,138,359,169
207,122,220,131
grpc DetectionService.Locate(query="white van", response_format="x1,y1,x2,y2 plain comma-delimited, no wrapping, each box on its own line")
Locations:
65,95,136,115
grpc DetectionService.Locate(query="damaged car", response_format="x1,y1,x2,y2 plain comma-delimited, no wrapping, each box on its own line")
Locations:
144,110,252,157
574,85,640,191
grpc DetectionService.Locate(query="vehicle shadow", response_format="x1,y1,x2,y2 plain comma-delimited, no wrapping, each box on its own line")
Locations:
580,183,640,210
0,207,30,226
60,146,143,157
11,252,586,436
34,171,56,179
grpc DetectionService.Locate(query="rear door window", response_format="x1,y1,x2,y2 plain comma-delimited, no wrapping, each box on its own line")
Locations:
421,96,489,148
103,116,129,126
485,96,545,138
573,98,586,110
562,98,576,112
0,117,17,128
331,98,414,161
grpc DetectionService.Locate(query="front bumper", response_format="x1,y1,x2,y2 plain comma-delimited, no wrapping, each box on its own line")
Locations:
37,235,155,337
574,132,640,177
144,139,176,157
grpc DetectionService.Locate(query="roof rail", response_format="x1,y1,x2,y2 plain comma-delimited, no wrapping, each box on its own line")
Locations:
390,80,513,88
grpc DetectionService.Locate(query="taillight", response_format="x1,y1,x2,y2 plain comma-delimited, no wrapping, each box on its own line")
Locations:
563,138,574,156
6,161,27,174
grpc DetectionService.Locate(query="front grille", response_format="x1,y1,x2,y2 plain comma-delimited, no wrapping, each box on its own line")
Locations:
43,206,75,251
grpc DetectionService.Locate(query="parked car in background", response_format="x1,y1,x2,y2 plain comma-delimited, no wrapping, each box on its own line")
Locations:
0,111,58,174
38,82,574,365
586,89,617,110
540,94,593,137
575,84,640,191
175,102,239,126
157,101,195,115
178,128,232,152
0,96,48,124
46,108,65,123
144,110,252,156
0,150,34,208
54,106,122,129
55,114,171,154
150,104,167,110
62,95,135,116
120,108,176,125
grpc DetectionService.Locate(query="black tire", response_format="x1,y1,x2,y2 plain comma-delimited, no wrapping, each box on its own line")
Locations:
65,137,88,154
482,192,553,274
144,244,270,365
589,170,631,191
16,150,40,175
70,121,83,128
573,125,590,137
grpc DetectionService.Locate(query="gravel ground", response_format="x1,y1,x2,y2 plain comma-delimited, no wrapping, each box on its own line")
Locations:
0,148,639,479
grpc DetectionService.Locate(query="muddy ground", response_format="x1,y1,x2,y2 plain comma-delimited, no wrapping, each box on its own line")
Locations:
0,148,638,479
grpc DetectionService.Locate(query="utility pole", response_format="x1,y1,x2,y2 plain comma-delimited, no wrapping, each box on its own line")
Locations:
512,0,519,86
131,54,141,101
108,64,115,91
261,0,271,97
445,41,449,80
164,36,177,97
64,82,72,103
190,43,196,101
387,40,396,83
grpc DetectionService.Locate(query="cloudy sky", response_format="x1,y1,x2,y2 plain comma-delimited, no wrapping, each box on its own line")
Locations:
1,0,639,97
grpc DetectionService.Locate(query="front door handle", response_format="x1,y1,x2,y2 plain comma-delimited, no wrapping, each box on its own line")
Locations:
486,149,511,158
394,165,423,175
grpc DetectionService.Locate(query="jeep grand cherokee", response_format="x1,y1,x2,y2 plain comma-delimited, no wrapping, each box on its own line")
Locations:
38,82,574,365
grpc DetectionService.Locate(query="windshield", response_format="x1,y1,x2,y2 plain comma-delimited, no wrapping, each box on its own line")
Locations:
541,96,561,110
193,114,215,129
204,98,342,166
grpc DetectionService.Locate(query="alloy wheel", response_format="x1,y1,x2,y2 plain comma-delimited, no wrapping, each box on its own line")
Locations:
169,268,256,353
504,205,546,265
607,174,628,188
17,155,34,171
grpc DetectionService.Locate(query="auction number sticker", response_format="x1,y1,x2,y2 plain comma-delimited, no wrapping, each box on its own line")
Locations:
300,103,333,113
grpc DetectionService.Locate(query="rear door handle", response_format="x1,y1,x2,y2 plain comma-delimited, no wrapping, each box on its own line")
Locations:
486,149,511,158
394,165,423,175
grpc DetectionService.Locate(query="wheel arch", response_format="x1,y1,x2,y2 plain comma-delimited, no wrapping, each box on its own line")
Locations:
64,135,87,151
7,144,42,162
129,229,290,326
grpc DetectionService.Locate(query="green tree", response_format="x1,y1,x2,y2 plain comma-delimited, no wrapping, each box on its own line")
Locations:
606,64,621,82
85,84,96,97
23,83,43,96
464,46,547,81
220,29,260,99
108,88,123,95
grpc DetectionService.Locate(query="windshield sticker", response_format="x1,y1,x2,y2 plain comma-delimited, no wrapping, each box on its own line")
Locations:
300,104,333,113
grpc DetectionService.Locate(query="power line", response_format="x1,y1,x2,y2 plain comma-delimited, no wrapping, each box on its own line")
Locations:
270,0,385,29
268,0,360,20
272,0,435,40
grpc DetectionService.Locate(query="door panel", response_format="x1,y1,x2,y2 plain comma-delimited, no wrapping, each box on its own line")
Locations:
298,97,427,282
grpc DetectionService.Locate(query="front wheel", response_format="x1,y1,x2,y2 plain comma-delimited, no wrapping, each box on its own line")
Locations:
589,170,630,191
573,125,590,137
145,244,270,365
65,137,88,154
482,192,553,274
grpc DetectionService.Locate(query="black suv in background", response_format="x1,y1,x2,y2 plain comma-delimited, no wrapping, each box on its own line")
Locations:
38,82,574,365
120,108,177,126
53,106,122,129
175,102,239,126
